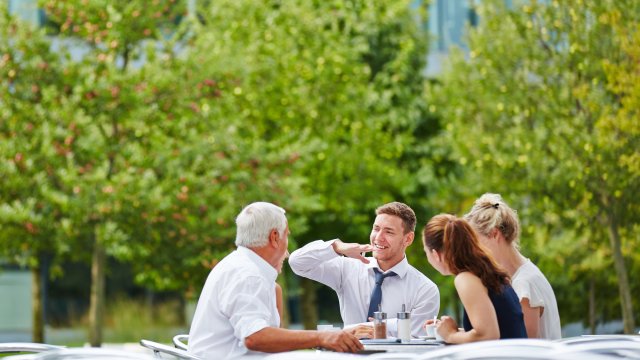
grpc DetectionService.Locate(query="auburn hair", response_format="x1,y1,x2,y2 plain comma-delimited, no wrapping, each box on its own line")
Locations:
422,214,510,293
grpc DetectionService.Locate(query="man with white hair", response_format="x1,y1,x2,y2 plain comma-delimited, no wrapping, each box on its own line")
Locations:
188,202,363,359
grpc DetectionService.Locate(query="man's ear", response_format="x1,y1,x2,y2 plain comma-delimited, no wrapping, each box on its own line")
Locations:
405,231,415,246
269,229,279,248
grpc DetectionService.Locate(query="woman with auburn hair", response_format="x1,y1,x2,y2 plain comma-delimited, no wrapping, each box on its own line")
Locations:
422,214,527,344
464,193,561,339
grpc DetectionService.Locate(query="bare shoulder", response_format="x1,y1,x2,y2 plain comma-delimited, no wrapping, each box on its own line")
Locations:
454,271,484,290
454,271,480,282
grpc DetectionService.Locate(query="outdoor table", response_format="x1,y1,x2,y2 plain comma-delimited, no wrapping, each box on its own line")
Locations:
360,338,445,354
260,339,446,359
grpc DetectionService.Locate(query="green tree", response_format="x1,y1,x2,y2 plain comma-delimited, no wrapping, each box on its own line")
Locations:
189,0,431,328
428,0,639,333
1,0,315,343
0,1,340,340
3,0,437,339
34,0,193,345
0,0,187,343
0,6,69,342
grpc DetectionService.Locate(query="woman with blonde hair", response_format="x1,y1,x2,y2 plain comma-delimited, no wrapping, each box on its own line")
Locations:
422,214,527,343
464,193,561,339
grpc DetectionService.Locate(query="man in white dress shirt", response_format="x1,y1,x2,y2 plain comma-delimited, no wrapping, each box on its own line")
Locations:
289,202,440,338
188,202,363,359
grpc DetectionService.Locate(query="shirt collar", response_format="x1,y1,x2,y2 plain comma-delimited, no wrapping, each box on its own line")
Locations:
366,256,409,279
237,246,278,282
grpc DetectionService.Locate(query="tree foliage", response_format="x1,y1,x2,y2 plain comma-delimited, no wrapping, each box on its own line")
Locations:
189,0,430,243
1,0,435,337
187,0,432,328
1,0,307,343
427,0,640,333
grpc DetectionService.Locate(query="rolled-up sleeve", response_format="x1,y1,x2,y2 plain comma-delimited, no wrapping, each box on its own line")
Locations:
513,279,545,308
289,240,343,290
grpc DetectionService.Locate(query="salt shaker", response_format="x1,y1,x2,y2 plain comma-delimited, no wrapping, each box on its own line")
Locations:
373,307,387,339
397,304,411,342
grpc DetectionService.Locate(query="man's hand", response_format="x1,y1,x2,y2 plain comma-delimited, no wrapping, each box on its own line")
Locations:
332,239,374,264
318,330,364,353
346,324,374,339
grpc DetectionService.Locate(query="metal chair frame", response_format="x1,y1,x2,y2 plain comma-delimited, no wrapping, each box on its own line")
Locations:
172,334,189,351
139,339,202,360
0,343,65,354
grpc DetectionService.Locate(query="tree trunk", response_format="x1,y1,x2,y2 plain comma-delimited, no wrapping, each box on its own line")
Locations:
589,278,596,334
146,289,156,321
176,296,187,327
281,284,290,328
277,267,289,328
31,266,44,343
88,242,106,347
605,213,636,334
300,277,317,330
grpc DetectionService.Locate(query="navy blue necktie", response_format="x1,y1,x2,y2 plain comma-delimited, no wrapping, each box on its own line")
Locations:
366,268,397,320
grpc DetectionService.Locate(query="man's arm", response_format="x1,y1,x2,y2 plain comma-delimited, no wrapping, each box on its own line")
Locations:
380,273,440,338
408,281,440,337
331,239,373,262
244,327,364,353
289,239,371,289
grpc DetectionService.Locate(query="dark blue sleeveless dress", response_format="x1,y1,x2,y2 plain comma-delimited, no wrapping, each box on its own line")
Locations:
462,284,527,338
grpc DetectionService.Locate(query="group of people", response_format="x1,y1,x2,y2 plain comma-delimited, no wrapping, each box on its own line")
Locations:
187,195,561,359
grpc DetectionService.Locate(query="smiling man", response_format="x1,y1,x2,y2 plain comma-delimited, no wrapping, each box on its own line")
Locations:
289,202,439,338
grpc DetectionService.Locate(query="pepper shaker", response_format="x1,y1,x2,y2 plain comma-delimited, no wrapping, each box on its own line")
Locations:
373,306,387,339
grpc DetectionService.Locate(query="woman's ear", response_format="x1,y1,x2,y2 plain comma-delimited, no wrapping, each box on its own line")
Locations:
433,249,442,262
490,228,502,242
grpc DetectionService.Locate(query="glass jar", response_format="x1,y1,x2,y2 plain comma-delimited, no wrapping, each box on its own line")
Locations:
397,304,411,342
373,310,387,339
